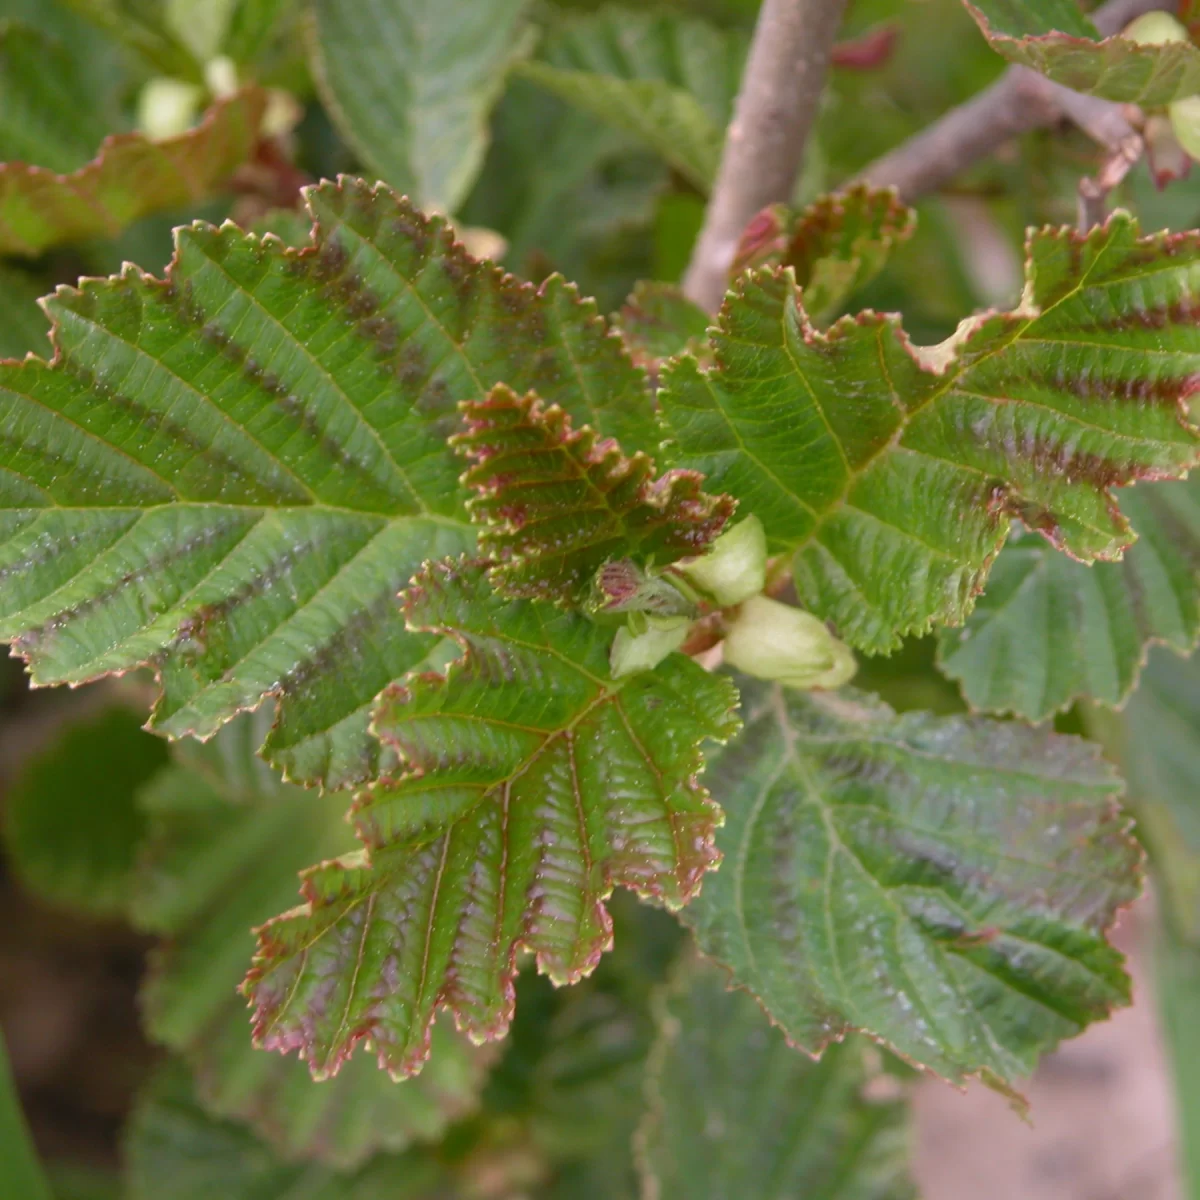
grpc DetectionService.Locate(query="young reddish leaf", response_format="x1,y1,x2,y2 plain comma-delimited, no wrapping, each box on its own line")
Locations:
964,0,1200,104
131,713,486,1168
939,476,1200,722
0,89,266,256
455,385,734,605
244,559,740,1080
661,216,1200,653
0,177,652,789
731,186,916,325
683,681,1140,1097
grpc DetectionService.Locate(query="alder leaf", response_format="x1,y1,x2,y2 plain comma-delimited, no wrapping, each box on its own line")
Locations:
731,186,917,327
682,681,1139,1094
636,962,915,1200
938,476,1200,721
614,282,711,377
0,89,265,257
0,177,652,789
964,0,1200,105
516,7,747,191
660,216,1200,653
244,559,740,1080
125,1063,457,1200
130,713,485,1168
309,0,533,212
455,385,733,605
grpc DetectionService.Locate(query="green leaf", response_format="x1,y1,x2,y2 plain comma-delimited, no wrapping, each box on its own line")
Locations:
58,0,202,79
660,215,1200,653
4,703,169,916
455,385,733,605
0,265,51,360
0,178,652,789
125,1063,458,1200
730,186,918,327
0,21,113,172
1155,924,1200,1200
130,713,485,1168
309,0,533,212
0,1033,52,1200
516,7,747,191
682,681,1139,1094
614,282,711,376
636,962,915,1200
964,1,1200,105
0,89,265,256
938,476,1200,721
245,558,740,1080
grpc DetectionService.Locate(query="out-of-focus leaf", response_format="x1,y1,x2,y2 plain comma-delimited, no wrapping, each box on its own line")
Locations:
58,0,202,79
614,282,710,374
1155,924,1200,1199
0,22,112,172
939,477,1200,721
224,0,299,66
244,559,740,1081
0,1033,52,1200
3,704,168,916
0,178,651,790
636,961,915,1199
730,186,917,326
965,0,1200,105
517,7,746,191
0,89,265,256
0,265,50,359
309,0,533,212
124,1063,458,1200
660,216,1200,653
130,713,485,1169
682,680,1138,1096
456,385,732,604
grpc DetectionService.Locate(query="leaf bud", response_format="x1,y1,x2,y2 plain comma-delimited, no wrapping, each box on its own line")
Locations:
1170,94,1200,160
610,615,690,678
1123,11,1190,45
722,595,856,690
679,515,767,606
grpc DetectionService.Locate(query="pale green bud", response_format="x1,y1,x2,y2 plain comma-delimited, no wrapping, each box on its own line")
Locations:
1171,94,1200,160
610,615,690,678
1124,11,1190,45
137,78,204,140
680,515,767,606
723,595,856,690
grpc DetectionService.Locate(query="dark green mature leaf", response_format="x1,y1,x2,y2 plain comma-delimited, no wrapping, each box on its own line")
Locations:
636,962,915,1200
131,713,484,1168
309,0,533,212
125,1063,458,1200
661,216,1200,653
0,22,112,172
245,559,740,1080
731,186,917,326
0,178,653,789
516,7,747,191
682,681,1138,1093
965,1,1200,105
455,385,733,604
0,90,265,256
4,704,168,916
939,477,1200,720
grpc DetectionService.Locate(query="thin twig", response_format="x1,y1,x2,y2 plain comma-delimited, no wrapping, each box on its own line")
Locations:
855,0,1165,203
682,0,851,312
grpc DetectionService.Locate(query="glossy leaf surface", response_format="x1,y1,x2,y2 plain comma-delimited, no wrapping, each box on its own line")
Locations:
245,559,739,1080
661,217,1200,652
683,681,1138,1093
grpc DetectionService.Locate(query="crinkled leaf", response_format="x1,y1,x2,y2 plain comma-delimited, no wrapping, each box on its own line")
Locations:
0,22,113,173
245,559,740,1080
965,0,1200,105
682,680,1139,1094
309,0,533,212
516,7,747,191
3,704,168,916
661,216,1200,653
939,476,1200,721
731,186,917,326
0,177,652,789
130,713,484,1168
455,385,733,605
614,282,711,376
125,1063,457,1200
0,89,265,256
636,961,915,1200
